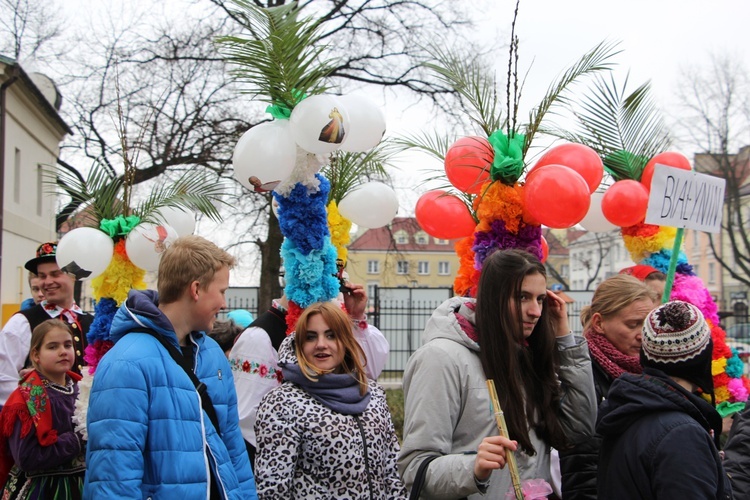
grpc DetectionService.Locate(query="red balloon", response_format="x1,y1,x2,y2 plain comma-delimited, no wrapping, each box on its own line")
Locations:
640,152,691,190
444,136,494,194
541,236,549,263
415,190,476,239
601,180,650,227
524,165,591,229
530,143,603,194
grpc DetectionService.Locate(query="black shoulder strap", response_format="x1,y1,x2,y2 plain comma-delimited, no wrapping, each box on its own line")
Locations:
409,455,440,500
136,328,222,437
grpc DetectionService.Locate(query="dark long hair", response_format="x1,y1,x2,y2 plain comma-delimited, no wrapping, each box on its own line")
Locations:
475,249,567,453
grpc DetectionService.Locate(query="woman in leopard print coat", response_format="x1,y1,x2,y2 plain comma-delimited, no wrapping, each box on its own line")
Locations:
254,302,406,499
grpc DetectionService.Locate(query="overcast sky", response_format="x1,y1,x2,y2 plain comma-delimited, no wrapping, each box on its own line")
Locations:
388,0,750,211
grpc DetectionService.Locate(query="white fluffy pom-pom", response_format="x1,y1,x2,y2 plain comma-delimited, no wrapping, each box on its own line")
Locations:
72,372,93,441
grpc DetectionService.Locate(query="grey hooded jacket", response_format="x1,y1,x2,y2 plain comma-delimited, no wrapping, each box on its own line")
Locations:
398,296,596,499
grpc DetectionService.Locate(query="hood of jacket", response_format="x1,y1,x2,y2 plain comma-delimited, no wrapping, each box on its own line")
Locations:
277,333,297,365
110,289,199,349
422,296,480,352
597,368,722,440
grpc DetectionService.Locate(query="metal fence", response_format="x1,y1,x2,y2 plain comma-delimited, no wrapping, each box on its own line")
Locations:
370,287,593,383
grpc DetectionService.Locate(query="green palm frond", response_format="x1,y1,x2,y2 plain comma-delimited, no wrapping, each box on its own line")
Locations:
47,160,125,224
323,146,392,205
135,170,225,224
217,1,337,109
552,73,671,181
524,40,621,156
390,131,455,163
47,161,225,228
424,46,503,136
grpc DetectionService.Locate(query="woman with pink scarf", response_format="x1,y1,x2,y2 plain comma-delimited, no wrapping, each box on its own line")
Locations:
559,274,655,499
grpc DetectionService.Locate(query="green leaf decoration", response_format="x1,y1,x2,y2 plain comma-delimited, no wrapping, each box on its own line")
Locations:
217,1,338,110
488,131,525,184
99,215,141,237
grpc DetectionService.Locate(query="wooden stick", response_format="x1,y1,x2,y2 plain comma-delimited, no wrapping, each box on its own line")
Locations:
486,379,524,500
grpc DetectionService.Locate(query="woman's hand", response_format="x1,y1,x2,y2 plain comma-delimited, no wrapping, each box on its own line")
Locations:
473,435,518,481
546,290,570,338
343,283,368,320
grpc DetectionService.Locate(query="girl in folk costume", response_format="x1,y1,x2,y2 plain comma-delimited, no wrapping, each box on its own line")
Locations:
0,320,85,499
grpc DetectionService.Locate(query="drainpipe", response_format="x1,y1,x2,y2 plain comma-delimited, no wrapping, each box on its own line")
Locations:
0,64,21,302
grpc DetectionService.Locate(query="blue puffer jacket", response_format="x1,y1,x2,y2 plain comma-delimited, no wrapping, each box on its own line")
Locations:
84,290,257,500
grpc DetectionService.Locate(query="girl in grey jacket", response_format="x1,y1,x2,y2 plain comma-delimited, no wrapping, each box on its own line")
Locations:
399,249,597,499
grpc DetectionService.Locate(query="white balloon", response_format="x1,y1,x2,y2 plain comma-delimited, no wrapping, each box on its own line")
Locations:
289,95,350,154
125,223,179,272
580,191,617,232
56,227,114,281
338,182,399,228
154,206,196,237
338,94,386,153
233,120,297,192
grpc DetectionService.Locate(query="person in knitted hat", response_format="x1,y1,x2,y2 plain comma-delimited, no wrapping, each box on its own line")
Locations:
596,300,732,499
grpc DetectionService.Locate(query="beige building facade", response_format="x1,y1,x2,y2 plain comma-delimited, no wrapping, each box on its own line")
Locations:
1,56,70,321
345,217,460,298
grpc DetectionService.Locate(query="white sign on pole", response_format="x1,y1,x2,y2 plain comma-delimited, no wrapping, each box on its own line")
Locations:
645,164,726,233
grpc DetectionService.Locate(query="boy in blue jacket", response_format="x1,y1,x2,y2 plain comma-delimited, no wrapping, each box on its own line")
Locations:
84,235,257,499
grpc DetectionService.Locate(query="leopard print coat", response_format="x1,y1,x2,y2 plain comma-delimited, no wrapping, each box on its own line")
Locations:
254,338,406,499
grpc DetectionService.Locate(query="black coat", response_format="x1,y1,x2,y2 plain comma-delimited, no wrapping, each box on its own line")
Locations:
597,368,732,500
559,359,612,500
724,405,750,497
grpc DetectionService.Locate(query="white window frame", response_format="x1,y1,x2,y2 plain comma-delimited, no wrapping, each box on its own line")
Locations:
438,261,450,275
397,260,409,275
417,261,429,275
395,231,409,245
367,259,379,274
415,232,429,245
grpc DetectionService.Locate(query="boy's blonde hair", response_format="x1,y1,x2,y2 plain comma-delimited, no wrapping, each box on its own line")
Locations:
158,235,236,304
29,319,73,370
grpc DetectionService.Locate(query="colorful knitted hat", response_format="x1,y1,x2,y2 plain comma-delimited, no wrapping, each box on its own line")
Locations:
24,242,58,274
641,300,714,397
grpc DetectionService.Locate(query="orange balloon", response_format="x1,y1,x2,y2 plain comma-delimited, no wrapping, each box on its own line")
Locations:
541,236,549,263
524,165,591,229
415,190,476,239
640,151,691,190
602,180,650,227
530,143,604,194
444,136,494,194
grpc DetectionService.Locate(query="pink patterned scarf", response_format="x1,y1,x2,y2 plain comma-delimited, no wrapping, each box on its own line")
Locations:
585,328,642,379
